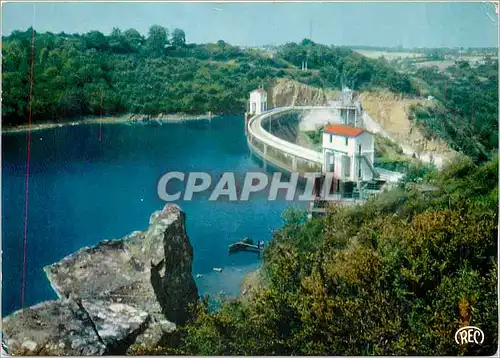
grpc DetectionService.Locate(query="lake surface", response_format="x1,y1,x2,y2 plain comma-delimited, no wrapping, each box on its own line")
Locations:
2,116,304,316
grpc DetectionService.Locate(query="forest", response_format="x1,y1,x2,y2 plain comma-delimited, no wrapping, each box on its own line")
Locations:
409,59,498,162
2,26,414,125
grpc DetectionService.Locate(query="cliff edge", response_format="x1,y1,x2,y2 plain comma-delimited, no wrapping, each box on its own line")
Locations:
2,204,198,355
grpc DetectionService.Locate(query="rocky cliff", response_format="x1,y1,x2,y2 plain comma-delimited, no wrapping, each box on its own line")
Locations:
266,78,328,108
359,90,458,167
2,204,198,355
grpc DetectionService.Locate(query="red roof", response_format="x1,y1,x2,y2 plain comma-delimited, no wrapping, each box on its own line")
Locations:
251,88,266,94
323,124,364,137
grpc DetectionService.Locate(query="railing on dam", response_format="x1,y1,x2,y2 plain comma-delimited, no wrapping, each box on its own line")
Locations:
246,107,323,173
247,106,405,184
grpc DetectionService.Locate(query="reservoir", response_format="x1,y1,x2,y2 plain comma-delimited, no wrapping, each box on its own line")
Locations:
2,116,303,316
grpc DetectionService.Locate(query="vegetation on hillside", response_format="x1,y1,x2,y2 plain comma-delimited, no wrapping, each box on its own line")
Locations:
3,25,498,357
132,156,498,356
373,133,418,173
408,59,498,162
277,39,415,93
3,28,415,127
3,27,497,163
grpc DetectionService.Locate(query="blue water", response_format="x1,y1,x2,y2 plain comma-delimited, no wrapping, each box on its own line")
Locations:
2,117,304,316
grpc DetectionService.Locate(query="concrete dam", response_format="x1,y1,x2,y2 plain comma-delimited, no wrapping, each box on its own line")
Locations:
260,107,344,151
246,106,405,184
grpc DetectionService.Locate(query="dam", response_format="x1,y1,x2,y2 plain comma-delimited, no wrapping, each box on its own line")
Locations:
245,88,405,205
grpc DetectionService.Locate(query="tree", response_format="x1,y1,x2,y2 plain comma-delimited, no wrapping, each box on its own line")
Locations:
171,28,186,47
108,27,129,53
144,158,498,356
83,30,108,51
123,28,144,52
146,25,169,56
217,40,226,52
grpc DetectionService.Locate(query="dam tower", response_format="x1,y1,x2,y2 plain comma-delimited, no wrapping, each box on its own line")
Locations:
337,87,363,128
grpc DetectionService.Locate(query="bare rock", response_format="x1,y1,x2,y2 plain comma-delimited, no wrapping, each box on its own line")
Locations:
150,205,199,324
44,204,198,324
3,204,198,355
2,299,106,356
126,313,176,354
267,78,328,108
80,299,150,351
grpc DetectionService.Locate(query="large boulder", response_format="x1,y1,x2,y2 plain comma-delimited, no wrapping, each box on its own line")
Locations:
44,204,198,323
2,204,199,355
2,299,107,356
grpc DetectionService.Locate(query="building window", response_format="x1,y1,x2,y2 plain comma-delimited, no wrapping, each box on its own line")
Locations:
252,103,256,113
329,135,332,143
345,137,348,146
358,145,362,179
344,156,351,177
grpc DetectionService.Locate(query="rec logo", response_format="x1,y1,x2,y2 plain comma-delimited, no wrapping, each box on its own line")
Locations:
454,326,485,345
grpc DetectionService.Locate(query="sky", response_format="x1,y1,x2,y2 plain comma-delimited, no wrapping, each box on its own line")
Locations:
2,2,499,48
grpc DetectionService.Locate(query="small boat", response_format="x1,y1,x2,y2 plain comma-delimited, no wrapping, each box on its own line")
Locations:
228,237,264,254
213,268,223,273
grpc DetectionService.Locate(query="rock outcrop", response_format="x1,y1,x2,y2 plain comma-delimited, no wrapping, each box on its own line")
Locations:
359,90,458,167
266,78,328,108
240,268,267,302
2,204,198,355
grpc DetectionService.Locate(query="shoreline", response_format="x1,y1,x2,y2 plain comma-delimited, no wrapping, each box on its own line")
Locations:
1,112,215,134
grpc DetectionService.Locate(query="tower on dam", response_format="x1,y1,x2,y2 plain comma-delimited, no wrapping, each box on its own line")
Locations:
249,88,268,115
319,88,381,200
245,87,398,211
338,87,363,128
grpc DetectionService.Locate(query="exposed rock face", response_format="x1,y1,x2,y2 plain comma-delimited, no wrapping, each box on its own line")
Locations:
240,268,267,302
2,299,107,355
266,78,328,108
148,207,199,324
359,90,458,168
2,204,198,355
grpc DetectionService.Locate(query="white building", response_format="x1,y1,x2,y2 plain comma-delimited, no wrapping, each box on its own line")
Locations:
322,124,377,183
249,88,268,115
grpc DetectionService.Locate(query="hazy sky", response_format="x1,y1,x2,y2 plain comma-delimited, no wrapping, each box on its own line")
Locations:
2,2,499,48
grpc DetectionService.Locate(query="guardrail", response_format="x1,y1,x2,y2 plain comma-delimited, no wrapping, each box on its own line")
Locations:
246,106,405,184
247,107,323,173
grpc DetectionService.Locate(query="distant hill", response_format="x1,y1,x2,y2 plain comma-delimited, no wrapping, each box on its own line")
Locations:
2,28,414,127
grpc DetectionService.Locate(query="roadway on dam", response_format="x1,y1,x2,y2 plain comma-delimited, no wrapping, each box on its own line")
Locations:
246,106,405,183
247,107,324,164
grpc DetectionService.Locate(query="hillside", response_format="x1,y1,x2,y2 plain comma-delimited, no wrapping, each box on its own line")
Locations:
2,27,497,163
133,157,498,356
409,59,498,163
359,90,458,167
2,28,414,128
266,78,328,108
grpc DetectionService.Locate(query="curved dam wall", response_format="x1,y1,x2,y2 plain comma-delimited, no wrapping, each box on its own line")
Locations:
247,107,326,174
260,107,343,150
247,107,406,185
